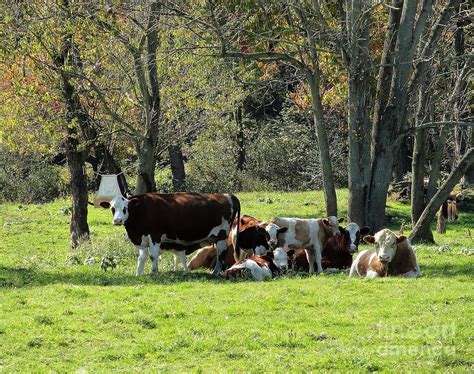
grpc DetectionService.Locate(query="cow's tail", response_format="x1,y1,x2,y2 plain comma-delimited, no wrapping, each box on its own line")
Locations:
231,195,241,263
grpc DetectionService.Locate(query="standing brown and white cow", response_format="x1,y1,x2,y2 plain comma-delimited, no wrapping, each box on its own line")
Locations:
349,229,421,278
264,216,343,274
101,193,240,276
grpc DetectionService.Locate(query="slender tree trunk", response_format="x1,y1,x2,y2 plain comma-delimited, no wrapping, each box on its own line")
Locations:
347,0,371,226
66,143,90,248
132,2,161,195
135,138,157,194
307,72,337,216
426,125,448,202
168,144,186,191
235,106,245,172
410,148,474,243
411,128,428,225
411,90,430,225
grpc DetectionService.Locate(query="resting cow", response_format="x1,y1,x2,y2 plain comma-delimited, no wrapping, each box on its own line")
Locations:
231,215,270,259
189,214,270,270
223,248,294,281
101,193,240,276
265,216,343,274
289,223,370,271
188,245,235,271
349,229,421,278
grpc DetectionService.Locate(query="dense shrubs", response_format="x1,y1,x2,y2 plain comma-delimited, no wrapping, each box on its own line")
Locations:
179,106,348,193
0,150,69,203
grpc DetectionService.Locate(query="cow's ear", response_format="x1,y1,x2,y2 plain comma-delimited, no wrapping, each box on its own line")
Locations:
286,249,295,258
322,219,329,226
363,235,376,244
278,227,288,234
338,226,345,235
129,198,140,208
360,226,371,236
338,217,344,223
100,201,110,209
397,235,407,243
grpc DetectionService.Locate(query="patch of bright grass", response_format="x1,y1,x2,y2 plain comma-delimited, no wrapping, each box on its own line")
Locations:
0,190,472,372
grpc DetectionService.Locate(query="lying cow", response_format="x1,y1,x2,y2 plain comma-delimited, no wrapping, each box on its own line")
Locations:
349,229,421,278
265,216,343,274
101,193,240,276
188,245,236,271
223,248,294,281
289,223,370,271
189,214,270,271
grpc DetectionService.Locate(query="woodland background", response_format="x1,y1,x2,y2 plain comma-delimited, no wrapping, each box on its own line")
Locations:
0,1,472,245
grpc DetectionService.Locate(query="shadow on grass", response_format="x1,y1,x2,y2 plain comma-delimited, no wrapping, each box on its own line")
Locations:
1,259,471,288
0,265,226,288
421,262,474,278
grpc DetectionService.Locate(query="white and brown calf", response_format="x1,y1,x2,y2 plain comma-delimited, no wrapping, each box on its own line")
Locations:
349,228,421,279
264,216,343,274
223,248,293,281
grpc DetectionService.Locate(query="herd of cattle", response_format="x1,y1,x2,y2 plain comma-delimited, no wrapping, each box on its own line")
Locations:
100,192,421,280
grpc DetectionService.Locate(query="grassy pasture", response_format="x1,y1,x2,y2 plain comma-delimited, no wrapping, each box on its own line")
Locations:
0,190,473,372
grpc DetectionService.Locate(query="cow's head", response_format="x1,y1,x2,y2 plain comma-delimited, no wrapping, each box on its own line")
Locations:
322,216,344,237
363,229,406,264
345,223,371,254
253,226,271,255
271,248,295,271
100,195,137,225
263,223,288,249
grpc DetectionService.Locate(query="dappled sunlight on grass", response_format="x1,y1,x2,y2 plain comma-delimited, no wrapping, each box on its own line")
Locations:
0,190,472,371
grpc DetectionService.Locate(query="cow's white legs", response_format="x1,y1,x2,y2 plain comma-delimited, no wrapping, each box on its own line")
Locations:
349,252,362,277
349,262,358,277
314,243,323,274
305,248,315,274
180,251,188,272
136,247,148,276
212,239,227,276
149,242,161,275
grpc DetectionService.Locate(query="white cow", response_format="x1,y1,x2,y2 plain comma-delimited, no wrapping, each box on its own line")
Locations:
264,216,343,274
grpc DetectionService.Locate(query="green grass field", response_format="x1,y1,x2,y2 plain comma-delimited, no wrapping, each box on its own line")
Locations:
0,190,473,372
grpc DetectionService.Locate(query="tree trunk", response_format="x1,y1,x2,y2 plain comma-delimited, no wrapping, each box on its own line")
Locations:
347,0,371,226
410,148,474,243
426,126,448,201
168,144,186,191
235,106,245,172
307,72,337,217
135,137,157,194
66,143,90,248
132,2,161,195
411,128,428,225
366,0,403,232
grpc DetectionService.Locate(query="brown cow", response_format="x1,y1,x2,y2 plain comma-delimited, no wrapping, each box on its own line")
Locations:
188,215,270,270
100,193,240,276
349,229,421,278
188,245,236,271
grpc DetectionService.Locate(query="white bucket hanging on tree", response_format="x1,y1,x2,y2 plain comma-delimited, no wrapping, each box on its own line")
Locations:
93,174,123,208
